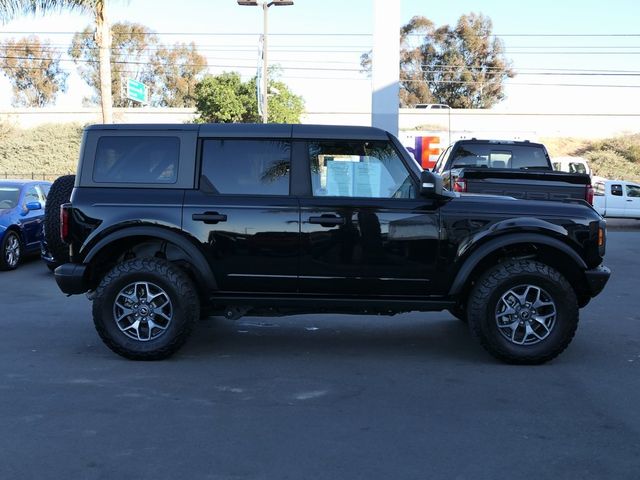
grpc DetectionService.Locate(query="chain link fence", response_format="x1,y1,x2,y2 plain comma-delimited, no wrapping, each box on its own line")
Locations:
1,173,73,181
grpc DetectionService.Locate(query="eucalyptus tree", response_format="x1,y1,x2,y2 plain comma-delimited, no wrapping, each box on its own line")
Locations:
0,0,114,122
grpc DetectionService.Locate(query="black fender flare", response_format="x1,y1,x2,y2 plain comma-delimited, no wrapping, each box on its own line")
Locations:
83,226,217,290
448,232,587,296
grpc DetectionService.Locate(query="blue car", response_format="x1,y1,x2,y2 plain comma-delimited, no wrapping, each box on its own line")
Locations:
0,180,52,270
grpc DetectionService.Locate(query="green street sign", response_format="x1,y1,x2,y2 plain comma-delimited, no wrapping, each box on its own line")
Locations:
126,78,147,103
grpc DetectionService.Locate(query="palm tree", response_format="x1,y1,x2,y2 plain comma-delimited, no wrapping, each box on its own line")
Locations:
0,0,113,123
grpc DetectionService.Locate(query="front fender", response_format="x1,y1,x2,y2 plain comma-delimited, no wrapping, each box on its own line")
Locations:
457,217,569,259
82,225,217,291
448,230,587,297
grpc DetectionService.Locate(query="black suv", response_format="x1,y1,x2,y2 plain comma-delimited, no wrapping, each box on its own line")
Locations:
53,124,610,363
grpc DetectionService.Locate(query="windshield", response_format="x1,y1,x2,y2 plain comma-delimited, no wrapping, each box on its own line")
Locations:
451,144,550,170
0,186,20,209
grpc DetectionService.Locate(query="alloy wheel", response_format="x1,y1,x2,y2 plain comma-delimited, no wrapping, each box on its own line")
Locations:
5,234,20,268
495,284,557,346
112,281,173,342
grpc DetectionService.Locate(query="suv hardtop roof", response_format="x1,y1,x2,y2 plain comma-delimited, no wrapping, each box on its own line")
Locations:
85,123,391,141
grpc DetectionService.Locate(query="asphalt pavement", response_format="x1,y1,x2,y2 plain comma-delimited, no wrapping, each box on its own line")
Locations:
0,228,639,480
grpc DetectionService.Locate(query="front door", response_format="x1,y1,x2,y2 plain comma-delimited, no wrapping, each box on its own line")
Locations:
20,185,44,248
182,138,299,293
608,183,626,216
298,138,440,297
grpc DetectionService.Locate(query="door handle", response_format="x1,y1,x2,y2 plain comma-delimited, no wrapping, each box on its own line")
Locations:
627,199,633,202
309,215,345,227
192,212,227,224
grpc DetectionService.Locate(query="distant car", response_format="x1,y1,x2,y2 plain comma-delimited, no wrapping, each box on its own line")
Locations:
432,139,594,203
0,180,51,270
415,103,451,109
593,179,640,219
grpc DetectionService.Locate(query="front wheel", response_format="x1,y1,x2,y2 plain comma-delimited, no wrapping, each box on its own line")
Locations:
448,304,467,323
467,260,579,365
92,257,200,360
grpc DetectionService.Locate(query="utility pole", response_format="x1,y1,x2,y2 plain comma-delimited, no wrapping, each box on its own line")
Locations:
262,1,269,123
238,0,294,123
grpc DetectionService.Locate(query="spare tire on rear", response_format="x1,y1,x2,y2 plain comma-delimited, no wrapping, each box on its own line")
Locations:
44,174,75,266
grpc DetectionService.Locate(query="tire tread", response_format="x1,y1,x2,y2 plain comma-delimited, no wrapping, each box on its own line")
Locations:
92,257,199,360
44,174,75,265
467,259,579,365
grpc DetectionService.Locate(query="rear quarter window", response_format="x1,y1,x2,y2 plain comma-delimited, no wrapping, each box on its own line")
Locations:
93,136,180,184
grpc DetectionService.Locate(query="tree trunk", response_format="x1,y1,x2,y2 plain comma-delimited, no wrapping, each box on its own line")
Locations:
95,3,112,124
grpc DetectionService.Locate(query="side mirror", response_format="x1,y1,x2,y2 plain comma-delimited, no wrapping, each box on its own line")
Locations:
419,170,444,198
26,201,42,211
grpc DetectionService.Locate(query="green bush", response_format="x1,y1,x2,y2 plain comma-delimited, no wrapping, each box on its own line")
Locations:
586,134,640,164
545,133,640,183
0,123,83,179
586,150,640,182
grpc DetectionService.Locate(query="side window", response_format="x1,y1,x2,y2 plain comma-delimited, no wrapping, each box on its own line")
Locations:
611,184,623,197
39,184,50,201
626,185,640,198
569,162,587,174
24,186,39,204
433,146,451,173
93,136,180,184
201,139,291,195
594,182,605,196
309,140,414,199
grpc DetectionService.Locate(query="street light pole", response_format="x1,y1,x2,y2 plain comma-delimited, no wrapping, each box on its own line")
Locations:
238,0,294,124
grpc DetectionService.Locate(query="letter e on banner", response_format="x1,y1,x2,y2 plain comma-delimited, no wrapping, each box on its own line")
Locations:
415,136,441,170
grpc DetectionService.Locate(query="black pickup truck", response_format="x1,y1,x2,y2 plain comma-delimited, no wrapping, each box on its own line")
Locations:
433,139,594,203
50,124,609,364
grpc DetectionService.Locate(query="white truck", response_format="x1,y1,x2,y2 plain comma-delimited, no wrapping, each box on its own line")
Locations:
552,156,591,176
593,180,640,219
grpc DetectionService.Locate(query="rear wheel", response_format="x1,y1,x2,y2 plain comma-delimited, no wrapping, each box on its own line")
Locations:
44,174,75,265
92,257,200,360
467,259,578,365
0,231,22,271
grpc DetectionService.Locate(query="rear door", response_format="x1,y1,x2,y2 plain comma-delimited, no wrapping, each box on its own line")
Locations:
624,183,640,218
298,137,440,297
182,133,300,293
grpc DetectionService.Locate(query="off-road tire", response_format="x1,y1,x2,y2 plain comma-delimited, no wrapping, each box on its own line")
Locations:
92,257,200,360
44,174,75,265
0,231,22,271
467,259,579,365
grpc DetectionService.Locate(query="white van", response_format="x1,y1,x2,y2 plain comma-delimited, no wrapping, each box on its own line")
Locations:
593,180,640,219
552,156,591,176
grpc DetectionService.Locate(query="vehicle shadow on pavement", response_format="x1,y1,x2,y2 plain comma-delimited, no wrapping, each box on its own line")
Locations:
181,314,486,363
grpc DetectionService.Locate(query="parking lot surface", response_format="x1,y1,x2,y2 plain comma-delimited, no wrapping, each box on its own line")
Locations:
1,227,639,480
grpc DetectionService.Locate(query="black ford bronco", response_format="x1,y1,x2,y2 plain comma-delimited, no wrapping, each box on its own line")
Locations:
52,124,610,363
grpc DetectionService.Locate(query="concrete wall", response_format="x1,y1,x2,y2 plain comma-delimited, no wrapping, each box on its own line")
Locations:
304,109,640,139
1,107,639,139
0,107,197,128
